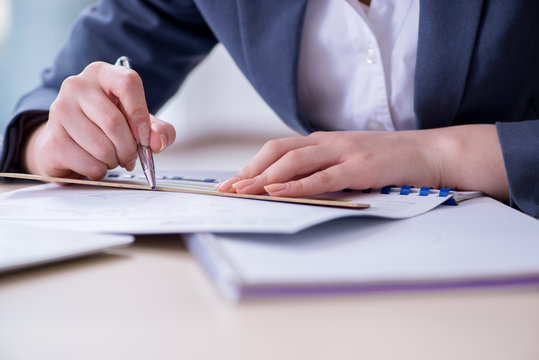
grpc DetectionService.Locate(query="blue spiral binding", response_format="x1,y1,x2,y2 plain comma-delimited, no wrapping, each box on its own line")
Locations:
439,188,458,205
379,186,458,206
399,186,414,195
439,188,451,197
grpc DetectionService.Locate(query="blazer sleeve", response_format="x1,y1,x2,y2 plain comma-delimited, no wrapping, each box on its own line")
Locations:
0,0,217,172
496,120,539,218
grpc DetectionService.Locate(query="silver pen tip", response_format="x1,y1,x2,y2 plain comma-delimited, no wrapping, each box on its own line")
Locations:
143,167,156,190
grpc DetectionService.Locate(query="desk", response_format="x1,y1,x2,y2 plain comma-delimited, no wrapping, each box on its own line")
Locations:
1,138,538,360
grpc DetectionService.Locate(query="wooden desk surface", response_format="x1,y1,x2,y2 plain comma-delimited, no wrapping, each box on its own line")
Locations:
1,139,538,360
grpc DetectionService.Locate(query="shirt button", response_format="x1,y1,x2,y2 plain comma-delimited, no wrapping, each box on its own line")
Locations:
365,48,377,64
366,119,385,131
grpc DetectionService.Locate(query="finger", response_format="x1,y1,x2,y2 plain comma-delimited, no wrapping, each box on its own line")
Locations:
61,140,109,181
233,145,340,194
149,115,176,153
264,164,352,198
217,136,313,192
78,89,138,168
239,136,314,178
52,99,119,170
44,125,108,181
216,175,242,193
89,62,151,146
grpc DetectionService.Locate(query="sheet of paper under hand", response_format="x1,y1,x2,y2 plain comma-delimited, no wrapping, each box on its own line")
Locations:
0,171,480,234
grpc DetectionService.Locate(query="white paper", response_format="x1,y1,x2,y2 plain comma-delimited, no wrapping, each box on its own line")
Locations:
0,179,457,234
0,221,133,273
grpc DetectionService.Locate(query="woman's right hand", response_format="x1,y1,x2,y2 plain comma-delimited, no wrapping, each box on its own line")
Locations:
22,61,176,179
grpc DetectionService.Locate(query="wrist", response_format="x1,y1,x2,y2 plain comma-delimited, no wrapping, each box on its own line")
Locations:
427,124,509,201
21,122,47,175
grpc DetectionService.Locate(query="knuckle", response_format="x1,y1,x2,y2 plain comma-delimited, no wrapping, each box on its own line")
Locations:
308,131,326,140
315,170,332,185
353,151,374,164
86,163,107,180
84,61,106,74
61,75,82,93
262,139,282,154
290,180,304,193
239,165,253,178
100,108,123,133
282,149,302,163
129,108,149,122
93,137,116,164
119,69,142,91
255,173,267,184
48,99,67,117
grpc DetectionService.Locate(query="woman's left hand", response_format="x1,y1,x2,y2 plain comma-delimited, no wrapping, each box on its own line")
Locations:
217,130,441,197
216,126,509,201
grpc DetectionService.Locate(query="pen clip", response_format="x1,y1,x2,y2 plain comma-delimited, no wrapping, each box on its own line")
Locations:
114,56,131,68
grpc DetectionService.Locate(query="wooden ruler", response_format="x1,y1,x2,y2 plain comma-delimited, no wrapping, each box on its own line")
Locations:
0,172,369,209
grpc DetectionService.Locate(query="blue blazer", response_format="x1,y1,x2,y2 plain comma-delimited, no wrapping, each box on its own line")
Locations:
2,0,538,217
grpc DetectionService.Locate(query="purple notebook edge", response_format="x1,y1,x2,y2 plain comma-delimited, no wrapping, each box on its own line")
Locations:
239,276,539,299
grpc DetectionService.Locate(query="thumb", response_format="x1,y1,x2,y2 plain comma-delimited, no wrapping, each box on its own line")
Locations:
149,114,176,153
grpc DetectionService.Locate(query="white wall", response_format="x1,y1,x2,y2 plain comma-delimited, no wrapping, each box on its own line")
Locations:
0,0,95,133
0,0,11,44
156,45,298,145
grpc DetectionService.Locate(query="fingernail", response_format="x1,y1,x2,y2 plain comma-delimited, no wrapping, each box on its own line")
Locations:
265,183,287,194
138,123,150,146
216,175,241,192
159,134,167,152
232,178,256,191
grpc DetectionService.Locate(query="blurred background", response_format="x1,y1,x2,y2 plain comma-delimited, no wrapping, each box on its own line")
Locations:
0,0,296,171
0,0,94,133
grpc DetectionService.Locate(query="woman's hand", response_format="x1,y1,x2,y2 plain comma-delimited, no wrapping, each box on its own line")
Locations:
218,125,509,202
22,61,176,180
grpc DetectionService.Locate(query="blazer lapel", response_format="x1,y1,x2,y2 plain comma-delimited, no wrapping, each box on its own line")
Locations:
414,0,484,129
235,0,311,133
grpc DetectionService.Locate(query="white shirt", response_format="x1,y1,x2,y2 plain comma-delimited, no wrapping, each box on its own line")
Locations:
298,0,420,131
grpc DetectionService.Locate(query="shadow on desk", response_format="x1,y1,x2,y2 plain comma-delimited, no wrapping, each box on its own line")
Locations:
133,234,187,251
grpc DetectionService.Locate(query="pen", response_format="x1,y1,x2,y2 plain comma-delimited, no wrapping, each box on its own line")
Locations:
114,56,156,190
